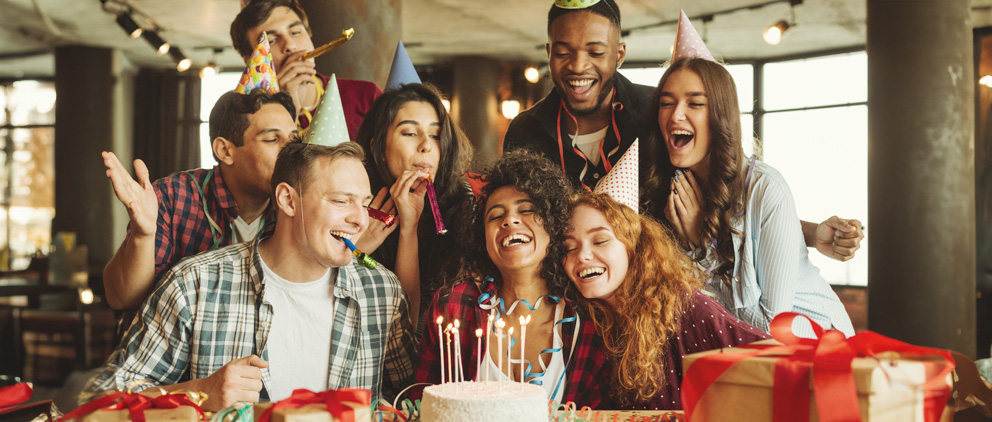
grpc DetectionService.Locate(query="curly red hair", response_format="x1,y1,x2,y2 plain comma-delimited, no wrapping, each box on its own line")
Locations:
568,192,702,405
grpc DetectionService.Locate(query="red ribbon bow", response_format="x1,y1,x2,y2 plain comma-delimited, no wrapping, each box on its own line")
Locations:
59,392,206,422
681,312,955,422
258,388,372,422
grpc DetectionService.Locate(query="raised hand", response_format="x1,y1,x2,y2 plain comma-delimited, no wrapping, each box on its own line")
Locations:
671,169,704,248
355,187,399,254
815,216,864,261
103,151,157,238
389,170,430,234
275,50,317,115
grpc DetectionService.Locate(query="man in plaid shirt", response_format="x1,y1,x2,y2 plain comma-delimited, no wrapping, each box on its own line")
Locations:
86,142,415,411
102,90,296,313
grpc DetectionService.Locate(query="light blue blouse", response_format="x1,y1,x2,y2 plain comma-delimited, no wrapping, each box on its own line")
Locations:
700,160,855,338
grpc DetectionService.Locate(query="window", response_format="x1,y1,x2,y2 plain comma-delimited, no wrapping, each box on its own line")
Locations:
199,72,243,169
621,50,868,286
0,80,56,270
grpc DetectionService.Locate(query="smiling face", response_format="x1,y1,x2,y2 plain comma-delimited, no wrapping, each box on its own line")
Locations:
245,6,314,71
547,11,625,118
296,156,372,268
563,204,629,301
383,101,441,180
484,186,551,276
658,68,712,173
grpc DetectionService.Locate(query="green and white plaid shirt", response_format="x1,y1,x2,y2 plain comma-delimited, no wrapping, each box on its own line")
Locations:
87,234,415,402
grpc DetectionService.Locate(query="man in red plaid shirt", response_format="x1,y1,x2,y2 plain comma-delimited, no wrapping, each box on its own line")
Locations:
101,90,298,312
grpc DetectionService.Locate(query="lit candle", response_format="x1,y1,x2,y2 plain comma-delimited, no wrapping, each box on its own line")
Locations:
475,328,483,384
485,314,494,382
454,319,462,383
519,315,531,383
436,316,445,385
445,323,454,385
507,327,514,380
495,318,505,393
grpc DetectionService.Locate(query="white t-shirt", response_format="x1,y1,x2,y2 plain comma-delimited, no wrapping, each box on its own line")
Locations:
259,256,336,401
231,215,263,244
480,302,566,402
570,127,609,167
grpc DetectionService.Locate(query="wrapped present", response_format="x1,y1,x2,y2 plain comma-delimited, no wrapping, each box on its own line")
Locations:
253,389,371,422
682,312,954,422
59,391,205,422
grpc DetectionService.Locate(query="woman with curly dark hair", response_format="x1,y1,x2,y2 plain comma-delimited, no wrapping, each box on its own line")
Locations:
640,57,853,337
563,192,767,410
353,83,473,329
413,150,609,407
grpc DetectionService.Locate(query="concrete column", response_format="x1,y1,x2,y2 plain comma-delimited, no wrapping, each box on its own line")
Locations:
452,57,501,169
975,29,992,359
53,46,130,269
297,0,400,88
867,0,976,356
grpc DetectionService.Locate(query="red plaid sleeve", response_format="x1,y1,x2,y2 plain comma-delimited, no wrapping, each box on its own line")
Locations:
560,302,611,409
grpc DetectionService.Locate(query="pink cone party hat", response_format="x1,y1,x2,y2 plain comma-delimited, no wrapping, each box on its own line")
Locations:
593,139,638,212
672,10,715,62
302,74,350,146
235,32,279,94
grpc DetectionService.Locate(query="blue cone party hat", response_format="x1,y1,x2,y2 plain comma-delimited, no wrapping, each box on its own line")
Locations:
385,41,421,91
302,74,350,146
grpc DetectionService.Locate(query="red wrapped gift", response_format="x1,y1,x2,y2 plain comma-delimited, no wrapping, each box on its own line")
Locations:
682,312,954,422
59,391,205,422
253,389,371,422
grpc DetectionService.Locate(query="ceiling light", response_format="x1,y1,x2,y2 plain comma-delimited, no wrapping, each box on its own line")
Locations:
116,14,142,39
980,75,992,88
501,100,521,119
143,31,170,55
169,48,191,72
200,62,218,78
763,20,789,45
524,67,540,84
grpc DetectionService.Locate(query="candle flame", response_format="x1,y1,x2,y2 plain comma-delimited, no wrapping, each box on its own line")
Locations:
454,319,460,328
476,328,483,337
452,327,459,334
488,314,494,322
436,316,443,324
525,314,532,324
519,315,526,324
496,318,505,328
447,323,453,330
508,327,514,335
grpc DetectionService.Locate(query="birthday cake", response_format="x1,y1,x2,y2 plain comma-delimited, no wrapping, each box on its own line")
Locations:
419,381,549,422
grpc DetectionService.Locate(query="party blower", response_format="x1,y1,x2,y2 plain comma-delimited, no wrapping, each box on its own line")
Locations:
336,236,377,269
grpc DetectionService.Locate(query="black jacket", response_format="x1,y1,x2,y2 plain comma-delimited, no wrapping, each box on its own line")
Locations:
503,72,654,189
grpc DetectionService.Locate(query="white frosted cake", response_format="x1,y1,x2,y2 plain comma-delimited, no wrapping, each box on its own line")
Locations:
419,381,549,422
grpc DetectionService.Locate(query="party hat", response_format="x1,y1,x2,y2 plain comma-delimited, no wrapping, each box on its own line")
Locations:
235,32,279,94
593,139,638,212
385,41,421,91
303,74,350,146
554,0,602,9
672,10,715,62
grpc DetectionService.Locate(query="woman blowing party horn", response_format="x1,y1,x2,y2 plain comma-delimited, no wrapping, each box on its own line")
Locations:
354,83,474,331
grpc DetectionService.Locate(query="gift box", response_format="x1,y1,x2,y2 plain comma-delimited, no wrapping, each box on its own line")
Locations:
60,391,205,422
681,313,955,422
253,389,371,422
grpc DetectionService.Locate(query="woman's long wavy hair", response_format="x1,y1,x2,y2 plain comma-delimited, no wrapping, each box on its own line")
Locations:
354,83,474,294
568,192,701,406
641,58,746,285
450,150,573,297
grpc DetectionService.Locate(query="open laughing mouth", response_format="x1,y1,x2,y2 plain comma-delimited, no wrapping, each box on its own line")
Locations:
577,267,605,280
565,78,596,96
500,233,533,249
670,129,695,149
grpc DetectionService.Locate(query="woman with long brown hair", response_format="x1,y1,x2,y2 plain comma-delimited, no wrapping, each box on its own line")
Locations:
563,192,766,410
640,57,854,337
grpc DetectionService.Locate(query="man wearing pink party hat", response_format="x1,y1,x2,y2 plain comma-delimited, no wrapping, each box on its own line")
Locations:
231,0,381,138
505,1,863,263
